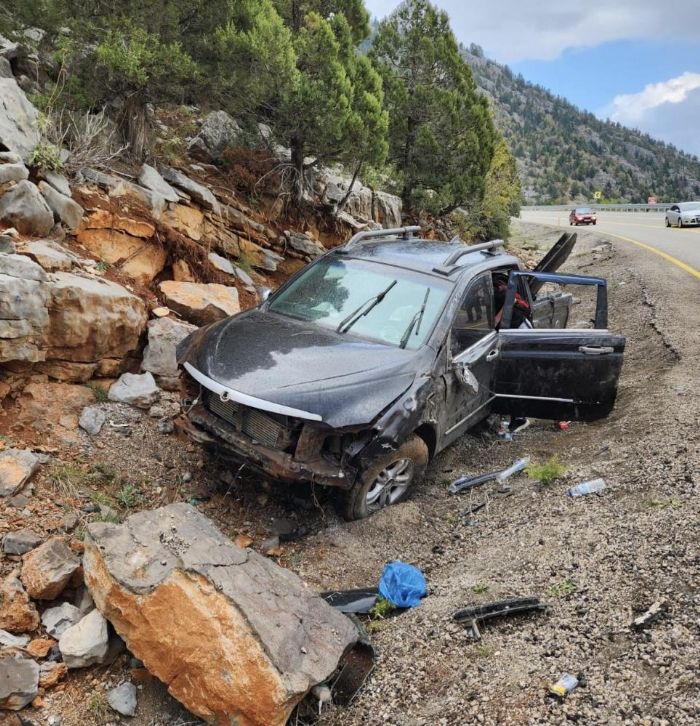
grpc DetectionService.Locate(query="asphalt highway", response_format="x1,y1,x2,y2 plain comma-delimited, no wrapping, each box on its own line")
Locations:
520,209,700,280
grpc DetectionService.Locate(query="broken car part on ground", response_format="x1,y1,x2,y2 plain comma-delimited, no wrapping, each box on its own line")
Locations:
177,227,625,520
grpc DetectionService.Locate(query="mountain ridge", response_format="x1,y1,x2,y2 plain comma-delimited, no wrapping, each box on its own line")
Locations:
461,45,700,205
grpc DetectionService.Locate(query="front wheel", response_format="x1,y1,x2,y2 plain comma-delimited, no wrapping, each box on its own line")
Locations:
678,218,683,228
341,435,428,521
665,217,670,227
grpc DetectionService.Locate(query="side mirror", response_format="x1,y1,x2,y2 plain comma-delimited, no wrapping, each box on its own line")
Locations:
258,286,272,303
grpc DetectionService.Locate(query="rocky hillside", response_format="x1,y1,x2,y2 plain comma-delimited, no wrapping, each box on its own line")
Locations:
461,46,700,204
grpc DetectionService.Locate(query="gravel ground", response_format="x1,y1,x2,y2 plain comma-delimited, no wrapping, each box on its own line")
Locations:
3,223,698,725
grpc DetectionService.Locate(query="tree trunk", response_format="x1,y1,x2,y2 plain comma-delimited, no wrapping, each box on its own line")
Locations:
122,95,149,162
290,132,305,205
338,159,363,211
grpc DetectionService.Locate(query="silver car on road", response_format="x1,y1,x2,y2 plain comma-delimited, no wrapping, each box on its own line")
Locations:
665,202,700,228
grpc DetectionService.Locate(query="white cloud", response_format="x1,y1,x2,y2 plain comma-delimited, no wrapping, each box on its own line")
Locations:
601,73,700,156
365,0,700,63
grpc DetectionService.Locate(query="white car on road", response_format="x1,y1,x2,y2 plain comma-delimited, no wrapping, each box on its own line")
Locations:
665,202,700,228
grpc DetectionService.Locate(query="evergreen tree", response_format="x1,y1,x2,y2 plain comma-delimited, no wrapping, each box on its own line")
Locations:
371,0,496,216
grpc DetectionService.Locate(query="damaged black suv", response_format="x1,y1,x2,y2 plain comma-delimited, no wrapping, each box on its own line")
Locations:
177,227,625,520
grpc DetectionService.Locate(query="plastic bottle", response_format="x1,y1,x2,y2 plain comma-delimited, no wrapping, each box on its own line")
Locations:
567,478,605,497
549,673,579,697
496,456,530,483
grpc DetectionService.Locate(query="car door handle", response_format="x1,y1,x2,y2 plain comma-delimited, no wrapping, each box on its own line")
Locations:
486,349,499,361
579,346,614,355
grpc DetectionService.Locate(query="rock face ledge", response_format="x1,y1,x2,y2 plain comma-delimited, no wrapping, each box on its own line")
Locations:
83,504,359,726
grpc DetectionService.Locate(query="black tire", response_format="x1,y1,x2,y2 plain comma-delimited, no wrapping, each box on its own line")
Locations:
341,435,429,521
678,217,683,228
592,221,596,225
665,217,670,227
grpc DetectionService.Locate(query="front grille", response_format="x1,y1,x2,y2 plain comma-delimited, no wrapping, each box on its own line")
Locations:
204,391,295,450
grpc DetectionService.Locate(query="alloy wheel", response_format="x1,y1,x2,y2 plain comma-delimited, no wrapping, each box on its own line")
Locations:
365,458,414,510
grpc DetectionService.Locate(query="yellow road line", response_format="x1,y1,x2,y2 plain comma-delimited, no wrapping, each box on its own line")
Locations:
602,232,700,280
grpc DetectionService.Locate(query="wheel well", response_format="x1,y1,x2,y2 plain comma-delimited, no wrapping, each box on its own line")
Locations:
414,423,437,460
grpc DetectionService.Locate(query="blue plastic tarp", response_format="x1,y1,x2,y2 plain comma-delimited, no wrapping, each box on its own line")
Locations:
378,560,427,608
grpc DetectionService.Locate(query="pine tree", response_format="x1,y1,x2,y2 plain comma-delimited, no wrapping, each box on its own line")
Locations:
371,0,496,216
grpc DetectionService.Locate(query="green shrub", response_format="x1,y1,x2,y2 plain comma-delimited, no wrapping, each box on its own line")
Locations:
27,141,62,172
526,456,567,485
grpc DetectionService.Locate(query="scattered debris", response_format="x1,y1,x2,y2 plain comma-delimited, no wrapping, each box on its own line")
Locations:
567,478,606,497
454,597,548,639
632,600,668,631
322,588,379,615
549,673,580,698
378,561,427,609
448,457,530,494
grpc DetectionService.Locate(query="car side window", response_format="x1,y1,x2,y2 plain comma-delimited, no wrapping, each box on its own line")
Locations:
451,273,493,355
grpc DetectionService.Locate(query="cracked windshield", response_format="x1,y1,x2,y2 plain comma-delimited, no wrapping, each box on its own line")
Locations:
269,258,450,349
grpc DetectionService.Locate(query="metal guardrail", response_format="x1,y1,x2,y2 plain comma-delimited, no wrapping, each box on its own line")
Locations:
523,203,673,213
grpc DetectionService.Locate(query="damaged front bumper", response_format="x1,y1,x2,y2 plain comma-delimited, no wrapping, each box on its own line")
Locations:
179,403,353,489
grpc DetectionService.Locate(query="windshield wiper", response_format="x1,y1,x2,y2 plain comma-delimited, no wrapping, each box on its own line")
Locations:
399,288,430,349
336,280,397,334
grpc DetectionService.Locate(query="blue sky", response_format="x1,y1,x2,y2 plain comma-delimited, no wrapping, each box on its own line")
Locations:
365,1,700,157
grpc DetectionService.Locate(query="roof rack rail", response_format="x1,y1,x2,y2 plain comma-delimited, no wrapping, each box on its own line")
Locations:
433,239,505,275
343,225,422,249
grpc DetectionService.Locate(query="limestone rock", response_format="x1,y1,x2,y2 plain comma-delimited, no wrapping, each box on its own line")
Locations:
0,180,54,236
83,504,360,726
187,111,241,162
0,77,40,162
58,608,109,669
76,228,165,284
172,259,195,282
107,682,137,717
79,168,166,218
0,631,30,648
207,251,234,275
78,406,106,436
20,536,81,600
38,181,84,233
21,240,74,271
0,449,39,497
108,372,160,409
0,56,11,78
45,273,147,364
26,638,56,659
0,163,29,185
138,164,179,203
239,238,283,272
162,203,204,240
284,230,326,258
2,529,42,555
0,649,40,710
42,603,83,639
0,252,47,282
39,661,67,689
0,233,16,252
41,170,71,197
159,281,239,326
373,190,402,228
0,572,40,634
82,208,156,239
162,167,220,214
141,317,197,379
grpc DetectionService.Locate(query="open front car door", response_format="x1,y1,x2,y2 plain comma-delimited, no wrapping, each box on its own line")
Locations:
493,271,625,421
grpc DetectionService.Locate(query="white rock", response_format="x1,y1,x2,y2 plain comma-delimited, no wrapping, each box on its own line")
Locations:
79,406,106,436
0,649,39,710
208,251,235,275
58,608,109,668
141,317,196,379
38,180,84,232
0,448,40,497
42,602,83,638
138,164,179,203
0,77,40,162
0,179,54,236
107,681,138,717
108,372,160,409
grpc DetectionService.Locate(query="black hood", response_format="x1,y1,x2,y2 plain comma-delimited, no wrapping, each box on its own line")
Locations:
178,309,428,428
531,232,577,294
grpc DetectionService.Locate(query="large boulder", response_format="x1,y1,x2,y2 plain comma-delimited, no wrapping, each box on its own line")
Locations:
0,649,40,710
44,273,147,364
284,230,326,259
159,281,239,326
0,77,40,162
20,536,81,600
0,180,54,236
141,317,197,379
0,572,40,634
21,240,75,272
38,180,84,232
83,504,360,726
188,111,242,162
162,203,204,240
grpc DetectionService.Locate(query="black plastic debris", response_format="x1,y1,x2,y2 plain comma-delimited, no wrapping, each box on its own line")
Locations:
329,615,376,706
321,587,379,615
448,457,530,494
453,597,548,639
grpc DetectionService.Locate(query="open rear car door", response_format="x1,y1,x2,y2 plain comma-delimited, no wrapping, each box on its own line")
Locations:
493,271,625,422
